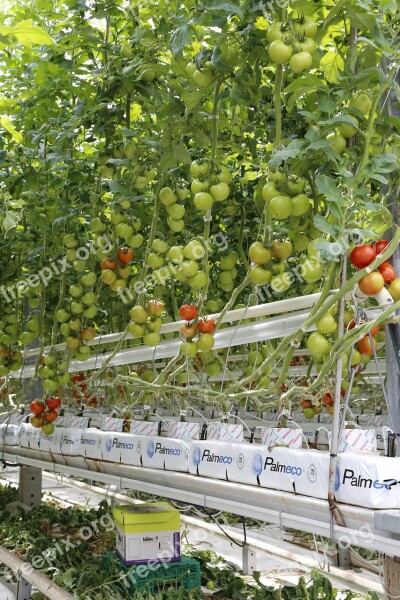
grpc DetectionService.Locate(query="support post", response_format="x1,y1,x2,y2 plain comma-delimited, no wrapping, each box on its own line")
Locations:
16,577,31,600
336,545,350,570
18,466,42,508
242,544,256,576
383,556,400,599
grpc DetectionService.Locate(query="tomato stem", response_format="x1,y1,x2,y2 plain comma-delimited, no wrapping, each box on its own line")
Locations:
273,65,284,148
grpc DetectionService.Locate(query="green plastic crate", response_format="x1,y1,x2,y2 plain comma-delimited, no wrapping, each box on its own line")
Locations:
103,552,201,594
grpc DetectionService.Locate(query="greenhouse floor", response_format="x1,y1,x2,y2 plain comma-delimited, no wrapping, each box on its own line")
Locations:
0,465,384,597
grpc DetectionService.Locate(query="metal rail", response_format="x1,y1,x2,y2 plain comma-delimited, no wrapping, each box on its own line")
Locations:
0,546,74,600
2,445,400,557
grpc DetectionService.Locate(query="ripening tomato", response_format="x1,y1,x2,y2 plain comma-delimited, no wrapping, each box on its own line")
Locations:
197,319,216,334
30,415,45,428
376,240,389,255
369,325,380,337
179,304,198,321
30,400,45,415
357,335,377,356
349,244,376,269
117,247,134,264
377,261,395,284
180,323,197,340
388,278,400,301
249,242,271,265
300,399,312,409
358,271,385,295
147,300,164,317
43,409,59,423
101,256,117,270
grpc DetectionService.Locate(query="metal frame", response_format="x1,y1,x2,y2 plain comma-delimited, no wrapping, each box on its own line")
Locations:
3,446,400,556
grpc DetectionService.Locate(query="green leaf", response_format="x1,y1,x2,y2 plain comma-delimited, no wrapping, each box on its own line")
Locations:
170,24,193,56
0,117,23,143
317,94,337,114
313,214,337,237
320,48,345,83
315,175,343,204
269,140,304,169
2,211,19,233
200,0,244,21
0,20,55,48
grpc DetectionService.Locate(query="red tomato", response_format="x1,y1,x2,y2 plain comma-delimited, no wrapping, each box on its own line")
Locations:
358,271,385,295
350,244,376,269
101,256,117,270
44,409,59,423
300,399,312,408
46,396,62,410
357,335,377,356
378,262,396,284
197,319,216,334
117,247,134,264
72,373,85,383
30,400,45,415
376,240,389,255
321,393,334,406
369,325,380,337
179,304,198,321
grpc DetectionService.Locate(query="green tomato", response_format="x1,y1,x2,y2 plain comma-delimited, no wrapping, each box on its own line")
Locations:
193,68,214,88
349,92,372,115
270,273,292,292
194,192,214,211
220,252,238,270
300,38,317,53
116,222,133,240
152,238,169,254
249,242,271,265
180,341,198,357
168,218,185,232
289,51,313,74
197,333,215,351
294,234,311,252
143,332,160,347
147,253,165,269
181,260,199,278
210,182,230,202
81,271,97,286
266,22,285,43
166,203,185,219
301,259,323,283
186,62,196,78
159,187,177,206
291,194,310,216
327,132,347,153
262,182,278,202
188,270,207,290
307,331,332,356
130,305,149,324
268,39,293,64
270,195,292,219
184,240,205,261
316,314,337,335
293,16,318,39
250,266,272,286
167,246,184,264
